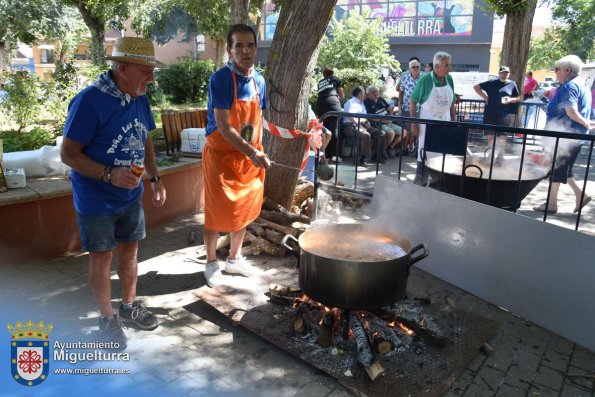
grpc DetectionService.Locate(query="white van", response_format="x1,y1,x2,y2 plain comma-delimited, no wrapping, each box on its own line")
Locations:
449,72,498,101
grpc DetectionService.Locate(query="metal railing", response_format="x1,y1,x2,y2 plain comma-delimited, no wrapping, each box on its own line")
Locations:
317,109,594,233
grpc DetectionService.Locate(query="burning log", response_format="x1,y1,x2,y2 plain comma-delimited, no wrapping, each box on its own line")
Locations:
394,315,447,347
350,316,385,382
317,310,334,348
374,310,448,347
294,305,306,335
268,284,301,296
264,292,295,306
372,332,393,355
368,317,402,352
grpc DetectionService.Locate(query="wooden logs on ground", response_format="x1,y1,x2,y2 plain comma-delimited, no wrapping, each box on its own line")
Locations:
318,310,335,348
293,181,314,208
244,231,287,257
254,217,297,237
259,209,310,226
350,316,385,382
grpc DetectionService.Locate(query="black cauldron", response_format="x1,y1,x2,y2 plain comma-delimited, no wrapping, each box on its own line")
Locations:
425,155,548,210
282,224,429,310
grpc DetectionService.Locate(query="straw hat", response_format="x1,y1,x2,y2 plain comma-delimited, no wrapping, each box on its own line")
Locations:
105,37,156,67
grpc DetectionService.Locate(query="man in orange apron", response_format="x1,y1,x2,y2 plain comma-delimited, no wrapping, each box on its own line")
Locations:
202,24,271,287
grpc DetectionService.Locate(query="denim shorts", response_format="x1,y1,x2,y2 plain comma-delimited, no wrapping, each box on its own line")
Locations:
76,200,146,252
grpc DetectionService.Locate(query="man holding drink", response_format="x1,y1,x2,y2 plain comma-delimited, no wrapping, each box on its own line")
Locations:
61,37,166,348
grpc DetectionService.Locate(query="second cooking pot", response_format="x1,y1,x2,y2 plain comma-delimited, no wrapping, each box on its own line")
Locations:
283,223,429,310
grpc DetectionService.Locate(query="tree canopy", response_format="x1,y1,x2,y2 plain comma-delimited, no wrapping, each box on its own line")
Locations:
528,0,595,70
318,12,399,78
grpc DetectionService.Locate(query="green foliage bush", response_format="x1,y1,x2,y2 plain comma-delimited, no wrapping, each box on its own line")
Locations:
0,70,42,131
156,59,214,104
0,127,57,152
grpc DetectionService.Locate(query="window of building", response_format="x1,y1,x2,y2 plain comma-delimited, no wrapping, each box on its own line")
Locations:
41,49,55,64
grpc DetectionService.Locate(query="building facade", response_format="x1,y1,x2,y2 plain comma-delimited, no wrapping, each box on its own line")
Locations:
256,0,494,72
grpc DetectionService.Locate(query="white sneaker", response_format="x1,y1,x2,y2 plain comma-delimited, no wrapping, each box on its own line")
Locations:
204,261,224,288
224,256,261,277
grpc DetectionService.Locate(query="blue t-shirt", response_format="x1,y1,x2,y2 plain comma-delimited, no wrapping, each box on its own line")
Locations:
63,86,155,215
205,67,267,136
547,76,592,133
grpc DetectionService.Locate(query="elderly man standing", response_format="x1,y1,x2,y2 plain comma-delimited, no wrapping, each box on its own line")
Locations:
202,24,269,288
364,85,404,159
410,51,457,185
61,37,166,348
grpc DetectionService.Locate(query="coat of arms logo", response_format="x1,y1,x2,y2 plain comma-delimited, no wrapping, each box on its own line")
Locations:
7,320,52,386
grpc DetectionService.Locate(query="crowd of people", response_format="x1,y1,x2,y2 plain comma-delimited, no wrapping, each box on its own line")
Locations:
59,23,593,349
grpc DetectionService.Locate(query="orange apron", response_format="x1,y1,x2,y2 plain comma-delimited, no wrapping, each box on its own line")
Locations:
203,73,265,232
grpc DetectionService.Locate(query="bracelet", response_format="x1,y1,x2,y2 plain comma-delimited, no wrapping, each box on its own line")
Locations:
101,167,112,184
249,151,258,161
150,175,161,183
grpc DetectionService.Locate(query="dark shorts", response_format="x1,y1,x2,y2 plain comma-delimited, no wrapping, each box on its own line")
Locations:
484,113,513,137
76,200,146,252
552,143,582,184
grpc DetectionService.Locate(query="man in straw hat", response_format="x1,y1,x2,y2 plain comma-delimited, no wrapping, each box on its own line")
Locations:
202,24,270,287
61,36,166,348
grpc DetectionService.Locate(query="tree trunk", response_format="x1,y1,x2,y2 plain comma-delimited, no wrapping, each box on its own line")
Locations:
76,3,106,66
0,41,9,70
231,0,250,24
500,0,538,91
254,0,266,40
214,37,227,70
263,0,337,208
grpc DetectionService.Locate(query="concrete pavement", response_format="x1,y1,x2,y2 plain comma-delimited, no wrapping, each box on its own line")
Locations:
1,210,594,397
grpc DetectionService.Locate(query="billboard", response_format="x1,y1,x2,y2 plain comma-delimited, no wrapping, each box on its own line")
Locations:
262,0,475,40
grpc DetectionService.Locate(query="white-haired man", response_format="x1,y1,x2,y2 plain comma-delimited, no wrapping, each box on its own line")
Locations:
61,37,166,348
410,51,457,185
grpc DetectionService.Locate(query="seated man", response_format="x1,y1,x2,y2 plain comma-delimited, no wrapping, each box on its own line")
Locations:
364,85,405,159
341,86,384,167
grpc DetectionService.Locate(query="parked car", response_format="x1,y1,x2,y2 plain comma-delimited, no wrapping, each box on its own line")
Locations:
534,81,559,100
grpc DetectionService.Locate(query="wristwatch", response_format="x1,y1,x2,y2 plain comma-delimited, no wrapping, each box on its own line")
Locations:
149,175,161,183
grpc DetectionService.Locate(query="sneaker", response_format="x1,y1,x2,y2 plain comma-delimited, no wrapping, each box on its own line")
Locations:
97,315,127,350
224,256,261,277
408,146,416,154
204,260,225,287
119,301,159,330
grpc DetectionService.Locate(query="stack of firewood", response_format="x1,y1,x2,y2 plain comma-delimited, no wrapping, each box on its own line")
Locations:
215,179,371,258
217,179,313,258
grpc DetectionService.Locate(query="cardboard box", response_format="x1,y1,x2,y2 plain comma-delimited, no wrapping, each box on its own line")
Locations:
180,128,207,154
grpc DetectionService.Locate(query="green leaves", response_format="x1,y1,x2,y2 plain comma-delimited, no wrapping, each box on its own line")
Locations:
317,12,399,96
529,0,595,70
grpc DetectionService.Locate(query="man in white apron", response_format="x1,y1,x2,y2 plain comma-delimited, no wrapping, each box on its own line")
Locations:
409,52,457,185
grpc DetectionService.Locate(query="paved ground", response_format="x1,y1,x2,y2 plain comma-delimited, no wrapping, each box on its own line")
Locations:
1,208,594,397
